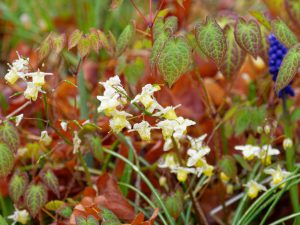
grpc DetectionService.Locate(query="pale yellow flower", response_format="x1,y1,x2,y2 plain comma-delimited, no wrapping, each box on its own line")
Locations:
245,180,267,199
109,111,132,133
8,208,30,225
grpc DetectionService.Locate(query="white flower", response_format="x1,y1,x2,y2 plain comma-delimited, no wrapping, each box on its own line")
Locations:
264,165,291,186
173,117,196,139
235,145,260,160
157,119,178,139
97,95,122,116
244,180,267,199
257,145,280,165
188,134,207,150
129,120,156,142
109,111,132,133
131,84,161,113
283,138,293,150
39,130,52,146
5,69,22,84
73,131,81,154
158,153,179,169
60,121,67,131
153,105,180,120
24,82,42,101
15,114,24,126
187,145,210,167
26,69,52,86
4,53,29,84
8,208,30,225
100,75,127,102
171,166,202,182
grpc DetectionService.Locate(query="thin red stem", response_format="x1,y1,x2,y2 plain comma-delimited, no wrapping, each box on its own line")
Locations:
130,0,148,24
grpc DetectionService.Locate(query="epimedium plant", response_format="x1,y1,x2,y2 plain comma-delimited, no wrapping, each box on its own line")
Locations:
1,0,300,225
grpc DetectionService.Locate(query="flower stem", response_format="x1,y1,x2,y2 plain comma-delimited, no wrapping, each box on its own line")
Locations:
282,94,300,217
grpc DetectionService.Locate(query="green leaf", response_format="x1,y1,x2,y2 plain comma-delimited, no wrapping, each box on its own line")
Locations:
291,107,300,122
276,44,300,93
165,190,183,219
164,16,178,34
195,16,227,68
0,143,14,177
153,17,165,40
258,26,270,63
249,11,271,30
0,121,20,152
271,19,298,48
233,154,251,171
124,57,145,84
218,155,237,178
86,135,103,162
150,32,169,69
57,205,73,218
235,107,251,135
40,169,60,198
25,184,48,217
51,33,66,54
0,215,8,225
45,200,64,211
78,36,91,58
220,25,246,77
234,18,262,58
68,29,83,50
116,23,135,56
38,34,51,59
285,0,300,29
157,37,191,87
101,207,121,225
76,216,99,225
9,171,28,203
97,30,110,51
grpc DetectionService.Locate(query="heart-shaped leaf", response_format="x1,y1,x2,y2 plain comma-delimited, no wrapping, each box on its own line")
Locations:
9,171,28,203
78,36,91,58
45,200,64,211
164,16,178,34
116,23,135,56
88,29,101,52
25,184,48,217
157,37,191,87
276,44,300,93
38,34,51,59
51,33,66,54
69,29,83,50
234,18,262,58
0,121,20,153
0,143,14,177
271,19,298,48
195,16,226,68
153,17,165,40
76,215,99,225
101,207,121,225
40,169,60,198
220,25,246,77
150,32,169,69
285,0,300,29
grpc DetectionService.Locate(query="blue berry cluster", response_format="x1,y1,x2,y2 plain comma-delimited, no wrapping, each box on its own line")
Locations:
268,34,294,97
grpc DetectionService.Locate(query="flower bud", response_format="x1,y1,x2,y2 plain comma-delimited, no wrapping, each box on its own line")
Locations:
264,125,271,134
283,138,293,150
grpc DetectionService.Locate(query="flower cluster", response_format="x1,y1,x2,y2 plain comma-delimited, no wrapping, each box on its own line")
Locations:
268,34,294,97
97,75,214,182
8,207,30,225
4,53,52,101
235,144,280,165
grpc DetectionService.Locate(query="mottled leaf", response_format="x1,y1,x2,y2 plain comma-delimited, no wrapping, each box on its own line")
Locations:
124,57,145,84
220,25,246,77
218,155,237,178
276,44,300,93
157,37,191,87
25,184,48,217
0,121,19,152
271,19,298,48
38,34,51,59
9,171,28,203
258,26,270,62
76,216,99,225
101,207,121,225
150,32,169,69
195,16,227,67
164,16,178,34
78,36,91,58
153,17,165,39
57,205,73,218
69,29,83,50
116,23,135,56
97,30,110,51
234,18,262,58
88,29,101,52
285,0,300,29
0,143,14,177
51,33,66,54
40,169,60,197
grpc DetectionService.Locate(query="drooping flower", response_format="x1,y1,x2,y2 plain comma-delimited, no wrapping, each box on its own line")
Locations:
109,111,132,133
257,145,280,165
24,82,42,101
131,84,161,113
39,130,52,146
153,105,181,120
234,145,260,160
7,208,30,225
186,145,210,167
97,95,122,116
171,166,202,182
158,153,179,169
129,120,156,142
264,165,291,187
99,75,127,104
4,53,29,84
244,180,267,199
26,69,52,86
